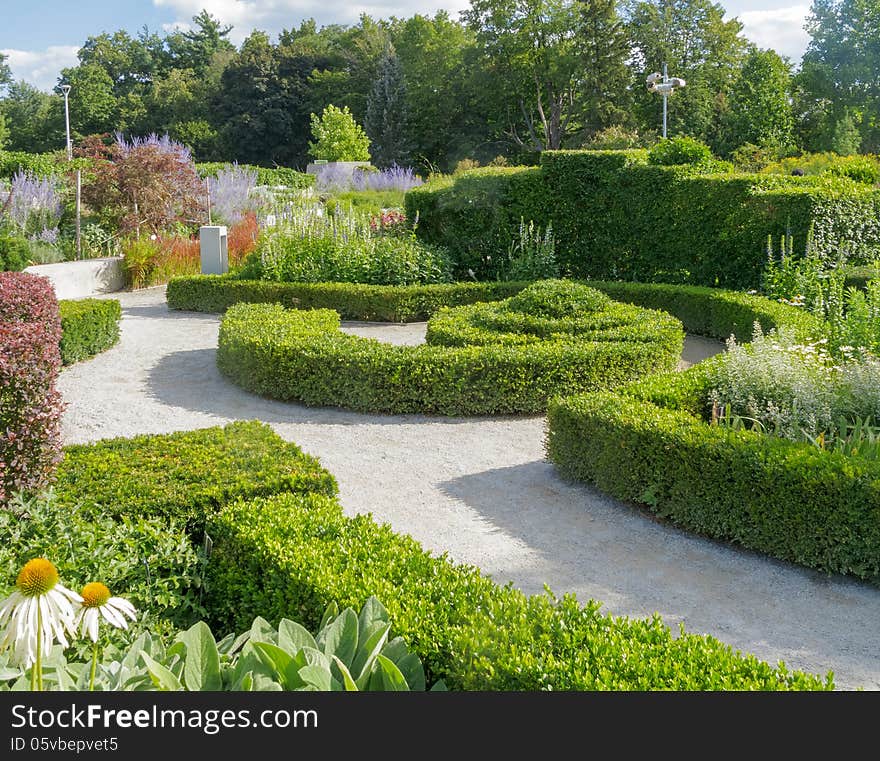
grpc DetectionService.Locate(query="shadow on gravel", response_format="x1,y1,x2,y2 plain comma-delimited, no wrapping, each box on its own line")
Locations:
146,348,494,428
438,461,880,688
122,305,220,322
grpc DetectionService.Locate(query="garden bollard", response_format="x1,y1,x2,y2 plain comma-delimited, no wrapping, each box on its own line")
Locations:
200,226,228,275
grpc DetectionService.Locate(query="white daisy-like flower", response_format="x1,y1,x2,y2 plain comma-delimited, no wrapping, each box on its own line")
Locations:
76,582,137,643
0,558,82,668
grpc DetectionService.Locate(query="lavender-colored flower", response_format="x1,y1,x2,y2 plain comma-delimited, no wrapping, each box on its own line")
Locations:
114,132,193,165
3,172,62,235
314,164,424,193
31,227,59,245
207,163,260,225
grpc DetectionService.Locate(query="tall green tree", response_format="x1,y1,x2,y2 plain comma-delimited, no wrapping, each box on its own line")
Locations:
796,0,880,152
0,53,11,93
576,0,633,139
626,0,749,146
464,0,584,151
722,48,794,154
61,64,118,136
0,82,60,152
167,10,234,73
365,49,411,167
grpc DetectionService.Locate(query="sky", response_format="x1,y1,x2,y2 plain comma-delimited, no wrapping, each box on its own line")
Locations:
1,0,813,92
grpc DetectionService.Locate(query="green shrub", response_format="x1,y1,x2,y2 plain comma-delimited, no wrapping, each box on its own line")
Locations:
53,421,337,524
58,298,121,365
309,105,371,162
406,150,880,288
647,136,714,166
824,155,880,185
216,281,683,415
546,365,880,581
203,492,832,690
166,276,529,320
0,492,205,644
0,228,31,272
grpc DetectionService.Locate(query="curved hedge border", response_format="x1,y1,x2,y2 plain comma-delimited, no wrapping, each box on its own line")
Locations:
217,282,684,415
167,274,821,340
52,422,831,689
204,491,831,691
546,362,880,582
58,298,122,365
167,275,529,321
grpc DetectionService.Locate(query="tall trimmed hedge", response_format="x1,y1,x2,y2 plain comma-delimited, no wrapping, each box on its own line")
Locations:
405,150,880,288
546,365,880,581
58,298,121,365
0,272,63,506
196,162,314,190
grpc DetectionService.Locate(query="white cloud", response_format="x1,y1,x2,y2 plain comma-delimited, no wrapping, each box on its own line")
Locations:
737,5,811,62
1,46,80,92
153,0,470,44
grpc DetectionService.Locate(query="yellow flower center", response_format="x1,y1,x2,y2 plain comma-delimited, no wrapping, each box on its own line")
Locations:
80,582,111,608
15,558,59,597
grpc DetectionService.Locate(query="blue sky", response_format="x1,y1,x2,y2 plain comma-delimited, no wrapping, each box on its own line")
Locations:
2,0,813,92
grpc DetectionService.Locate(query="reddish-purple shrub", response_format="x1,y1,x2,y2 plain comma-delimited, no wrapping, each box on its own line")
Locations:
0,272,64,507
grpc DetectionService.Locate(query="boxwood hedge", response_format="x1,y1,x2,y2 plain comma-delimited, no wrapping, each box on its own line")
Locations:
166,275,529,320
54,421,337,523
405,150,880,288
216,281,684,415
546,363,880,582
58,298,122,365
203,491,832,690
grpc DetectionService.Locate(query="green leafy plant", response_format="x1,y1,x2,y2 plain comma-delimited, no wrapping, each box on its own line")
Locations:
498,218,559,281
647,136,713,166
58,298,121,365
308,105,371,163
0,597,441,691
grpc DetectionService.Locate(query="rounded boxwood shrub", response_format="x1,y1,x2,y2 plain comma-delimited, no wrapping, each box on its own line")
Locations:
216,280,684,415
58,298,122,365
646,136,714,166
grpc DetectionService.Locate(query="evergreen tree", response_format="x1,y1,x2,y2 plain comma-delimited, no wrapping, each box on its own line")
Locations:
365,50,411,168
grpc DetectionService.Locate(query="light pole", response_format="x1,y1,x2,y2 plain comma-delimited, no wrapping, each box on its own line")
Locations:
646,63,686,138
60,84,81,259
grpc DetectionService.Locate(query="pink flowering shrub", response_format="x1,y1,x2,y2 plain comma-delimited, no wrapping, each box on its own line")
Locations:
0,272,64,507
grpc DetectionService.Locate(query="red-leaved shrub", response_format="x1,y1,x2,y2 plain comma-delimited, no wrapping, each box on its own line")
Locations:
229,212,260,266
0,272,64,507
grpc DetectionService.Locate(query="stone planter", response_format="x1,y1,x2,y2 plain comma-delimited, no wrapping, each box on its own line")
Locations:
24,257,125,300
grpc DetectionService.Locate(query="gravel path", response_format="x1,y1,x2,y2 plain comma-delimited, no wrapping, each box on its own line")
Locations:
58,286,880,690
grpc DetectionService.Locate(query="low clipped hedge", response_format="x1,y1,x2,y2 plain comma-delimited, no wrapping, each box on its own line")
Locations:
58,298,121,365
196,162,314,190
203,492,832,690
167,275,529,321
546,364,880,581
216,281,684,415
54,421,337,523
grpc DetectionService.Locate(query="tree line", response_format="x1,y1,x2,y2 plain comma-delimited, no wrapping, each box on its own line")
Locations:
0,0,877,172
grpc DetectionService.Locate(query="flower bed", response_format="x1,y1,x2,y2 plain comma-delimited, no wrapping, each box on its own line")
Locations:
216,281,684,415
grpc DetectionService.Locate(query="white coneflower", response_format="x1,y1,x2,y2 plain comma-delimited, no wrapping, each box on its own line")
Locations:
76,583,137,643
0,558,82,685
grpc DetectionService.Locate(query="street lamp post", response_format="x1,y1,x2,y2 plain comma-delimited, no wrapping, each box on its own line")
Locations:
60,84,81,259
646,63,686,138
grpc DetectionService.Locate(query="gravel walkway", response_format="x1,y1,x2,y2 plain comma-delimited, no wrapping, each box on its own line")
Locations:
58,286,880,690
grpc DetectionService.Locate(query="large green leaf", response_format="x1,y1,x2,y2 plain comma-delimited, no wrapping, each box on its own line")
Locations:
330,656,359,691
352,622,391,690
249,616,277,645
179,621,222,691
298,664,332,691
277,618,317,653
357,596,390,646
320,607,359,667
394,653,426,692
318,601,339,632
140,652,183,691
370,655,410,692
252,642,294,686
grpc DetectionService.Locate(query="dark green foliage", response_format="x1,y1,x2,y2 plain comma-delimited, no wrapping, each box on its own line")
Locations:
58,298,121,365
196,162,314,189
0,229,30,272
53,421,337,524
203,492,832,690
166,275,529,320
0,151,64,179
647,136,713,165
546,356,880,582
406,149,880,288
216,282,683,415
